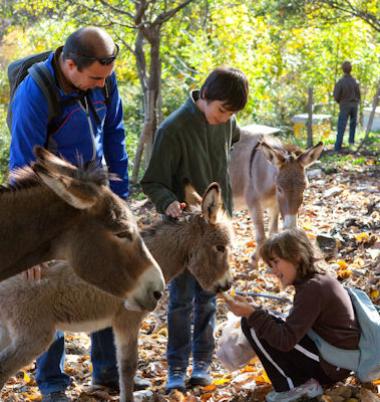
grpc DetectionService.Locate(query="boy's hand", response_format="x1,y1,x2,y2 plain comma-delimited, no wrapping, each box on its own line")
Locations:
220,293,255,318
21,262,48,282
165,201,186,218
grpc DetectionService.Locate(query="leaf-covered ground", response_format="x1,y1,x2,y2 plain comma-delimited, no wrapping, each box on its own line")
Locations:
1,150,379,402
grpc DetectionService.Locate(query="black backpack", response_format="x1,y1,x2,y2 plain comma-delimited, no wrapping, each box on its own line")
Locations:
7,51,112,131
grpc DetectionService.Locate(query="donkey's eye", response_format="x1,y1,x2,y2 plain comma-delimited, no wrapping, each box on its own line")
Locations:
115,231,133,241
216,245,226,253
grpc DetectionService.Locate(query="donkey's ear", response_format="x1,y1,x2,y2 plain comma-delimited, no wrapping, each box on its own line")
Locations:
184,181,203,207
259,142,286,167
34,164,100,209
201,182,223,224
297,141,324,167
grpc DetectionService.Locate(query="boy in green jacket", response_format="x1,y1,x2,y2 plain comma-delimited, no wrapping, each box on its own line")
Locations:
141,67,248,392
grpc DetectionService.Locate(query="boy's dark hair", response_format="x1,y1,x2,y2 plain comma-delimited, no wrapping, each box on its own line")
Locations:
342,61,352,74
200,67,248,112
62,27,117,71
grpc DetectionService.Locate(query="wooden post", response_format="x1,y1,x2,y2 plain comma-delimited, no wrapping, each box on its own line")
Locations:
306,87,313,147
357,80,380,152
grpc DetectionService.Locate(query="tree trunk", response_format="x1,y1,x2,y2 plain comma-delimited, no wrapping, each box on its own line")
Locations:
131,27,161,184
306,86,313,147
357,80,380,152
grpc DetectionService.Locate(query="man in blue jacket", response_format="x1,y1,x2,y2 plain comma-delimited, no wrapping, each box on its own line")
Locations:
9,27,128,402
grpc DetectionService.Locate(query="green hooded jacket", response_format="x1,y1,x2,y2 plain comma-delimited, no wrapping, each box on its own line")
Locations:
141,91,240,215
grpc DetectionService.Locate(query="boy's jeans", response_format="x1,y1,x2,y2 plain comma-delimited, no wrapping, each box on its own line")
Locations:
36,328,117,395
335,102,358,151
167,270,216,370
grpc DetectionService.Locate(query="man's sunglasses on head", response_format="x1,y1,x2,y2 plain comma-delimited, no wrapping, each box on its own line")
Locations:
68,43,120,65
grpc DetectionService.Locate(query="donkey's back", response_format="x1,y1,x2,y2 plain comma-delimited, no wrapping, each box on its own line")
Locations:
231,131,281,210
0,263,122,335
0,262,126,390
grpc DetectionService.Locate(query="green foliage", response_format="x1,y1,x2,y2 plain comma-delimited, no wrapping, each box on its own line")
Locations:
1,0,380,183
0,107,10,184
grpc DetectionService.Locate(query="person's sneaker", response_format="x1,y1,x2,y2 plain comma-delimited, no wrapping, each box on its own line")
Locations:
41,391,70,402
133,374,152,391
166,367,186,393
189,361,212,386
265,378,323,402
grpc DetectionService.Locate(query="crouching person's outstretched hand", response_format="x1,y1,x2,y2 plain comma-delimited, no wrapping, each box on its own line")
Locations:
221,293,256,318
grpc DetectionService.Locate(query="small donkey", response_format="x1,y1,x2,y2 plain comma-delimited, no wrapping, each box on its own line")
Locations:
0,182,233,402
230,130,323,267
0,147,165,307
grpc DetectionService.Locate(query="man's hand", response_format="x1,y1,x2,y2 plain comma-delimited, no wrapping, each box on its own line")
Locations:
21,263,48,281
221,293,256,318
165,200,184,218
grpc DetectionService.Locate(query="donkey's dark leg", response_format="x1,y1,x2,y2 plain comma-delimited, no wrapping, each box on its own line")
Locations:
113,310,145,402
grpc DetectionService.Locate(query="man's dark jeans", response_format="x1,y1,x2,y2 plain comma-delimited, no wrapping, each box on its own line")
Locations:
36,328,117,395
334,102,358,151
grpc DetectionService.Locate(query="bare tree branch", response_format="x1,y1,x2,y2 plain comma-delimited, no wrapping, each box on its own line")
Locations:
135,0,149,25
305,0,380,32
98,0,135,19
153,0,194,26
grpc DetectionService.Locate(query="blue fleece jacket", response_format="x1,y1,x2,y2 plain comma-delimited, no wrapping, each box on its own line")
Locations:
9,51,129,198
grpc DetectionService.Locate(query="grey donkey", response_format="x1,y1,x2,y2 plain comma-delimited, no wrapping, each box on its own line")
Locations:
230,129,323,267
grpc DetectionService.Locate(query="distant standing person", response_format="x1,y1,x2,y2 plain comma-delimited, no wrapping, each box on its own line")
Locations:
333,61,361,151
141,67,249,393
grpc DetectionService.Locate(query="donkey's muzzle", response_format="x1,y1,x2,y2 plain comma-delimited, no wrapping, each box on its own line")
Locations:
153,290,163,301
123,260,165,312
216,281,232,293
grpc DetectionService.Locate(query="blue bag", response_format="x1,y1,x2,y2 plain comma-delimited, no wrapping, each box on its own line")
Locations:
308,287,380,382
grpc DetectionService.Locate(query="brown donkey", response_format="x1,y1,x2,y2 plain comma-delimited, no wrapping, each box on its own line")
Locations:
0,146,165,307
230,130,323,267
0,182,232,402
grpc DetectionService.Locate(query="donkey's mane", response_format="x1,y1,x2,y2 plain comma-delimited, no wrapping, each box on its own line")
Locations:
64,160,111,186
0,163,110,195
283,143,302,156
0,167,40,194
266,141,302,160
141,210,202,237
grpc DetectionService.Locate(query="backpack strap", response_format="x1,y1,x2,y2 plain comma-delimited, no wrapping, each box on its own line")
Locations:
104,76,112,106
307,328,359,371
28,62,61,123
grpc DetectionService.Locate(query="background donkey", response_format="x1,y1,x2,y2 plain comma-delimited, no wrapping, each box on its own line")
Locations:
0,146,165,305
0,182,233,402
230,130,323,267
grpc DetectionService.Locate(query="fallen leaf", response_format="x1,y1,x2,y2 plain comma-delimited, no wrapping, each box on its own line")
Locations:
200,392,213,401
22,370,31,384
370,290,379,300
213,378,230,386
202,384,217,392
355,232,370,243
337,260,348,269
